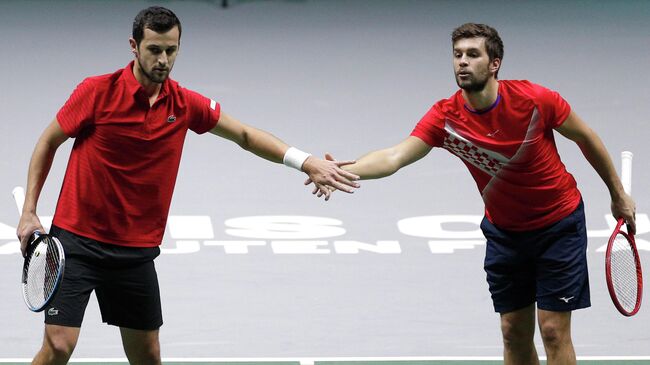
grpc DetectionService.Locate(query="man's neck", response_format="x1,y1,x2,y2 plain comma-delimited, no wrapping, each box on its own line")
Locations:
462,78,499,111
132,62,162,97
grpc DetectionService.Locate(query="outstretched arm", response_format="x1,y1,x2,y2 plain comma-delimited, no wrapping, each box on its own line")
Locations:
556,111,636,233
343,136,432,179
17,119,69,255
210,112,360,199
307,136,432,198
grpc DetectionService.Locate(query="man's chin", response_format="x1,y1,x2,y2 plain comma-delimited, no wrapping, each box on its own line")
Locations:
458,81,487,93
146,69,170,84
148,74,168,84
456,77,471,89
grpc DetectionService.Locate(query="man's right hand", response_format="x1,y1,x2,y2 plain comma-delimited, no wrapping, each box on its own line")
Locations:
16,212,44,257
611,192,636,235
304,153,353,200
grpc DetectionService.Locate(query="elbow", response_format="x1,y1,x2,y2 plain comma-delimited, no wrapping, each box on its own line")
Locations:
573,127,599,148
38,138,62,157
236,129,253,152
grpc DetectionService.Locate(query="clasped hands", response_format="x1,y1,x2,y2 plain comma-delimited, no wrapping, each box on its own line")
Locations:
302,153,356,201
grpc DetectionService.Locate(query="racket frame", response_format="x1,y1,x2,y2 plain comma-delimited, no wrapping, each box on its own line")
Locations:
605,218,643,316
21,233,66,312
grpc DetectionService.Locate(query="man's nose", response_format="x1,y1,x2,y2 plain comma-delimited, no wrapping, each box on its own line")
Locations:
158,53,168,65
459,55,469,66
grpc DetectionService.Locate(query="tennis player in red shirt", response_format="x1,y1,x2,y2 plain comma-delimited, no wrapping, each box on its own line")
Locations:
311,23,636,365
16,6,359,365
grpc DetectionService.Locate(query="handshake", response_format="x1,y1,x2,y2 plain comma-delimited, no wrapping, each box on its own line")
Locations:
301,153,359,201
292,136,428,200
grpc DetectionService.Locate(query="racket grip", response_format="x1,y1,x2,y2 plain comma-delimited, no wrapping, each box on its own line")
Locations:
621,151,633,195
28,231,42,245
12,186,25,216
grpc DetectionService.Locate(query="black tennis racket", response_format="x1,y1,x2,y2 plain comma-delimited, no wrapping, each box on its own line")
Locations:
13,187,66,312
605,151,643,316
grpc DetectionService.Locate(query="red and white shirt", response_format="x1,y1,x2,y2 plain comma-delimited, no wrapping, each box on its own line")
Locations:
411,80,581,231
54,62,220,247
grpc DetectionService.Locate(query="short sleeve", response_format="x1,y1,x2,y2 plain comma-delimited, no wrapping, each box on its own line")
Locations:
184,89,220,134
56,78,96,137
538,86,571,129
410,104,446,147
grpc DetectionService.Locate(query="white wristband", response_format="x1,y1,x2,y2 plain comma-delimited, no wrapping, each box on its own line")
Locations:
283,147,311,171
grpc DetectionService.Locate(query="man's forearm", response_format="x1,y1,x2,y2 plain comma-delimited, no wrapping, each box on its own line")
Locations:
239,126,289,163
343,148,401,180
23,139,59,214
343,137,432,180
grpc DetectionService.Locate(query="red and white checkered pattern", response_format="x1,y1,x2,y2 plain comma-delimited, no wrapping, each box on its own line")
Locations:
443,134,504,176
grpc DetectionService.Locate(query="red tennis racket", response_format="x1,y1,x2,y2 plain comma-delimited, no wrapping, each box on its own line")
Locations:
605,151,643,316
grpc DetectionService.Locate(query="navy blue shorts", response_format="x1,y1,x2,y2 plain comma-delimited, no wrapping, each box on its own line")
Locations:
481,200,590,313
45,225,163,330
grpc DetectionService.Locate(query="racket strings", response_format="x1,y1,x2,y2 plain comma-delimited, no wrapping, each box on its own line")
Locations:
23,237,63,308
610,234,639,312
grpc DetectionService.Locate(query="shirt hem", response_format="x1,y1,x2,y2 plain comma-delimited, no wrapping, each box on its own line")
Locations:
52,219,162,248
485,193,582,232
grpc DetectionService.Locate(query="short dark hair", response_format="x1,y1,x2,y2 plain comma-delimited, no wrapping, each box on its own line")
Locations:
132,6,182,46
452,23,503,77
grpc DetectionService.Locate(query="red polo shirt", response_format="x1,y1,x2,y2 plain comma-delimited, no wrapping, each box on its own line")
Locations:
54,62,220,247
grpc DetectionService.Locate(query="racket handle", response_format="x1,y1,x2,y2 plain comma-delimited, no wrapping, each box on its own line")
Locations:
621,151,633,195
30,231,42,244
12,186,25,216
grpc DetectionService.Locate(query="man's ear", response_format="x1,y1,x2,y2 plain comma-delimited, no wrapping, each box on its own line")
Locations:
490,58,501,74
129,38,138,57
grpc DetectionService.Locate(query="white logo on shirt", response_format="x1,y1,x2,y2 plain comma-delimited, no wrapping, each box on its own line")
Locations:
487,129,500,137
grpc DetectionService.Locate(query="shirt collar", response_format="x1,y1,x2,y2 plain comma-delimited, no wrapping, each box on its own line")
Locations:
464,94,501,115
122,60,170,100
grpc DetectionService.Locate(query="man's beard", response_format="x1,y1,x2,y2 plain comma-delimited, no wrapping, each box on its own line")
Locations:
455,72,489,92
138,58,169,84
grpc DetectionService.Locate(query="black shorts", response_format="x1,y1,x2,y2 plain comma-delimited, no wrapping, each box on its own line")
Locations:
45,225,163,330
481,200,590,313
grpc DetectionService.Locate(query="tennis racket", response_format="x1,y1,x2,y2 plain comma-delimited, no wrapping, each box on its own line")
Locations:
605,151,643,316
13,186,66,312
